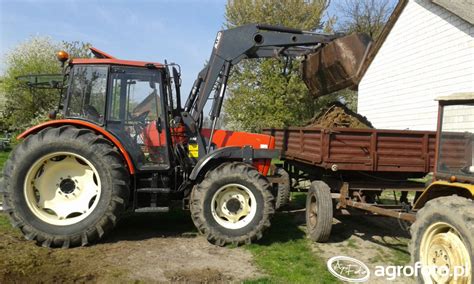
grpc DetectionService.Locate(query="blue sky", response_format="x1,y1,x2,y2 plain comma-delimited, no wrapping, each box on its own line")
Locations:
0,0,354,96
0,0,230,95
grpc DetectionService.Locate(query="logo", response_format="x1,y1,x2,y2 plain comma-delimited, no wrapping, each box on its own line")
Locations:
214,32,222,49
327,256,469,282
327,256,370,283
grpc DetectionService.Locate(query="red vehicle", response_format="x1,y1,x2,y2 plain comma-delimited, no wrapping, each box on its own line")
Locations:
1,24,339,247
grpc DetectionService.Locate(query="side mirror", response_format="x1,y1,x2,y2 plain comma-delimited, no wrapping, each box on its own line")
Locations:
172,67,182,111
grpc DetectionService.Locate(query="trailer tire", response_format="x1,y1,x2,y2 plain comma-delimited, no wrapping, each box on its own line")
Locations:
190,162,274,246
306,181,333,242
1,126,129,248
274,167,291,210
410,196,473,284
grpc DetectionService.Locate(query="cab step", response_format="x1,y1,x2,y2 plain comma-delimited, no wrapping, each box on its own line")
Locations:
134,207,169,213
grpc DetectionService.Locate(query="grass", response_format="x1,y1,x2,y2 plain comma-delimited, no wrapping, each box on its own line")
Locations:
244,215,337,284
0,150,10,204
0,150,9,170
244,192,339,284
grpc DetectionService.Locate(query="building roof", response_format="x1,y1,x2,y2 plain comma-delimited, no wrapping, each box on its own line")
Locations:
432,0,474,24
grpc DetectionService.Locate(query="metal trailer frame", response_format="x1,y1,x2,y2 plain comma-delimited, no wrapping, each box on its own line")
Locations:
264,127,441,222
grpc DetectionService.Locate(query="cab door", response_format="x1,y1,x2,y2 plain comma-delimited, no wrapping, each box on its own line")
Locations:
106,66,169,170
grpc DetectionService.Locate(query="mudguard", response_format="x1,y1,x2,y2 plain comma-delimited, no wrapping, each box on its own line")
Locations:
17,119,136,174
189,146,280,180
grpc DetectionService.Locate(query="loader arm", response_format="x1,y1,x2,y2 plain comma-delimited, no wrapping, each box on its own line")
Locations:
181,23,341,156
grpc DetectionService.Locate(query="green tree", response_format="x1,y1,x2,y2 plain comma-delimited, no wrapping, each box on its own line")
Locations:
223,0,334,132
0,37,91,131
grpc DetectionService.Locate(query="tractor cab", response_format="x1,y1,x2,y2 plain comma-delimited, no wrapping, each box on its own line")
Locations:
435,93,474,184
61,48,177,171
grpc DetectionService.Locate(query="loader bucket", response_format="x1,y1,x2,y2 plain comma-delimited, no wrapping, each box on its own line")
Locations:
301,32,373,97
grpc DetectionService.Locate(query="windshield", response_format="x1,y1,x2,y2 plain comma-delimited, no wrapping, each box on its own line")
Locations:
66,65,108,124
437,103,474,178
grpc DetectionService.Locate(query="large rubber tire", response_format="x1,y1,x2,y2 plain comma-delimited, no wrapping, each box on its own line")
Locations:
190,162,274,246
274,167,291,210
306,181,333,242
1,126,129,248
410,196,473,284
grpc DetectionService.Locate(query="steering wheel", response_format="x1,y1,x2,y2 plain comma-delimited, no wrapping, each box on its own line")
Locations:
127,111,150,141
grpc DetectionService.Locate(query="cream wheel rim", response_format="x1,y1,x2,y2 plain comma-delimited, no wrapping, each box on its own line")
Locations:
211,183,257,230
24,152,101,226
420,222,471,283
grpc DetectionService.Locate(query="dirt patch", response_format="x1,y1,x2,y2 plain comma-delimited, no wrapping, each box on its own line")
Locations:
0,212,262,283
308,101,373,128
166,268,230,283
105,237,261,282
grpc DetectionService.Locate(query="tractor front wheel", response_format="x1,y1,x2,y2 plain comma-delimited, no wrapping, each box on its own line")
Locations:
1,126,129,248
190,162,274,246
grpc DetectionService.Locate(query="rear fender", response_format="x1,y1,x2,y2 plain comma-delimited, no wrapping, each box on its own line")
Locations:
413,181,474,209
17,119,136,174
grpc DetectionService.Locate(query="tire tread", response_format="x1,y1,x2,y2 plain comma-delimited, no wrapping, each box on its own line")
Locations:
190,162,274,246
2,126,129,248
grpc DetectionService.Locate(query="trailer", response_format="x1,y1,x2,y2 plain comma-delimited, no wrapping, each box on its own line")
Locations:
263,127,441,228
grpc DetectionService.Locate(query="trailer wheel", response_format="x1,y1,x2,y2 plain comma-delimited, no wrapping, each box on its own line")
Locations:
274,167,291,210
1,126,129,248
410,196,473,284
306,181,333,242
190,162,274,246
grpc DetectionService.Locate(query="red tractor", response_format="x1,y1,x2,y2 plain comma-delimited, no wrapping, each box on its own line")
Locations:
1,24,338,247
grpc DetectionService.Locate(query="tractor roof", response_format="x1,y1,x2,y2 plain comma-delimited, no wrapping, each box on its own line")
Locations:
70,47,164,69
436,92,474,102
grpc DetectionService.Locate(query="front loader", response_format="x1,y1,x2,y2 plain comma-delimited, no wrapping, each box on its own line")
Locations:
1,24,345,248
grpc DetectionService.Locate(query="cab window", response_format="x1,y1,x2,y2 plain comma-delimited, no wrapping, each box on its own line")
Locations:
106,66,168,169
66,65,108,124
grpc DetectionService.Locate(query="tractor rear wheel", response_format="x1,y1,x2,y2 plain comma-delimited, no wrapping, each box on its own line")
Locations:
190,162,274,246
1,126,129,248
410,196,473,284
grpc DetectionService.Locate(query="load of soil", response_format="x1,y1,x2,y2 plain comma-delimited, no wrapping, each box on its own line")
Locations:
307,101,373,129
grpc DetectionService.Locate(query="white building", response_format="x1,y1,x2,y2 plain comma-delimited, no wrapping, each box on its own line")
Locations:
357,0,474,131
